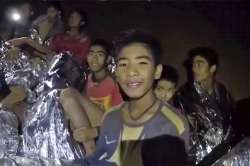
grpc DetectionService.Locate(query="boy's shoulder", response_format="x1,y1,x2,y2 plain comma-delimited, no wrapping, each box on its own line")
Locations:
102,104,123,121
159,102,188,135
32,15,47,26
101,104,124,134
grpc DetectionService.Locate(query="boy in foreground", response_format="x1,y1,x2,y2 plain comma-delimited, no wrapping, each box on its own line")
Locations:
86,30,189,166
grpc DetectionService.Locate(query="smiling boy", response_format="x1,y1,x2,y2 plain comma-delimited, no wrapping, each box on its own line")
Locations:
87,30,189,166
60,39,123,156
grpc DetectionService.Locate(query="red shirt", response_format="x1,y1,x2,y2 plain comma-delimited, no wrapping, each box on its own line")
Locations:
51,33,91,66
85,74,123,112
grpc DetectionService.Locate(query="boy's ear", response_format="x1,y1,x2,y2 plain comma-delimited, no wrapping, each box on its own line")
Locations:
154,64,163,80
106,56,112,64
210,65,217,74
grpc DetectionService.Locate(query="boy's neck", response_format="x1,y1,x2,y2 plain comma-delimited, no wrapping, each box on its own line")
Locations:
129,89,157,114
199,77,215,94
92,68,107,82
68,27,80,37
47,17,55,23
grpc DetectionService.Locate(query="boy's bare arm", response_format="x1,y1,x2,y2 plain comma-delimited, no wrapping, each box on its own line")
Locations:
8,37,54,57
60,88,103,128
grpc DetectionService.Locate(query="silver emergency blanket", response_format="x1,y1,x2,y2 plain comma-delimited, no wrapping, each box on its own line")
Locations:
0,104,19,158
0,40,47,103
21,53,85,160
175,81,234,165
0,40,9,56
21,89,84,160
30,27,52,47
30,28,43,45
0,39,87,165
190,82,225,163
0,154,85,166
107,56,116,74
212,137,250,166
0,154,63,166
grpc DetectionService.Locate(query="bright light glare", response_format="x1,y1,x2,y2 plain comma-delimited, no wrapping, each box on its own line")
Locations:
12,12,21,21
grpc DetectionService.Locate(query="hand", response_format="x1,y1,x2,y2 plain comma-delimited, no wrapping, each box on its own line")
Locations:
73,127,97,156
7,37,29,47
83,140,96,156
73,127,98,142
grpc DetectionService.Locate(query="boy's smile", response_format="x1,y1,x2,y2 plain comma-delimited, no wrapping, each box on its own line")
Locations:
126,78,144,88
116,43,162,99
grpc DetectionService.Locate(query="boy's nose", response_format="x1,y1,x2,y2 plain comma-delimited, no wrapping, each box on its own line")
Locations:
127,65,138,76
192,65,198,73
92,55,98,61
160,93,166,100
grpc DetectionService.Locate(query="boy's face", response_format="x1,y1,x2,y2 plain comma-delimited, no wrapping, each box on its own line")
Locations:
47,6,59,19
87,45,107,72
19,3,33,19
116,43,162,99
68,11,82,28
192,55,216,83
155,80,176,102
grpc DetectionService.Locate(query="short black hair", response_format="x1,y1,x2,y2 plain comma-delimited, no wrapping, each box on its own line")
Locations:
19,0,33,9
188,47,219,67
68,9,88,26
113,29,162,65
19,0,32,4
91,39,112,56
46,1,62,12
160,65,179,86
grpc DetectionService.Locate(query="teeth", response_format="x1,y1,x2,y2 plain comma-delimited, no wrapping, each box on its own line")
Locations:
128,82,141,87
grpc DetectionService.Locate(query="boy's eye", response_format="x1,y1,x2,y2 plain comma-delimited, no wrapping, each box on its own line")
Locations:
167,88,174,92
197,62,203,67
156,86,161,90
98,53,105,57
118,63,127,67
138,61,148,65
